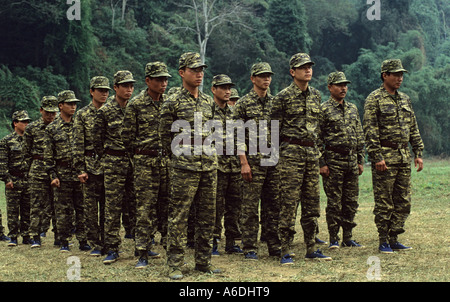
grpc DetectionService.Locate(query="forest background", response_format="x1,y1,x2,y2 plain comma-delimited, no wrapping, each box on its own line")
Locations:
0,0,449,157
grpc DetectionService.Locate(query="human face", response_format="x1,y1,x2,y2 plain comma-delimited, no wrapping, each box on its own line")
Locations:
251,73,272,91
290,63,313,83
90,88,109,104
40,108,57,125
383,72,403,93
212,84,232,104
328,83,348,102
14,120,29,134
59,102,77,117
114,82,134,101
146,76,169,97
180,67,204,88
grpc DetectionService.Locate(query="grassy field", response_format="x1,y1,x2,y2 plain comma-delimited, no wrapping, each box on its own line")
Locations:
0,158,448,285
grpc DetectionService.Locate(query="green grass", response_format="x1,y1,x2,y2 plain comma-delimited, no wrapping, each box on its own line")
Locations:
0,158,448,283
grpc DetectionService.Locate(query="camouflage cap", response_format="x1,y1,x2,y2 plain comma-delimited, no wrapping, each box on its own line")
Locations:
178,52,207,70
145,62,172,78
381,59,408,73
90,76,111,90
250,62,274,76
289,53,315,69
114,70,136,85
40,96,59,112
212,74,235,87
12,110,31,122
230,88,240,99
57,90,81,104
327,71,351,85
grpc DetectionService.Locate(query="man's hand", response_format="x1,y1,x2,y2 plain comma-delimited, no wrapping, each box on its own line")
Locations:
320,165,330,178
241,163,252,182
5,181,14,189
78,173,89,184
51,178,60,188
358,164,364,175
375,160,388,172
415,157,424,172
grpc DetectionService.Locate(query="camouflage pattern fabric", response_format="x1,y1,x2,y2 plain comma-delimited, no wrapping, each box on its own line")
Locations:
94,96,135,252
73,102,106,250
363,84,424,243
44,115,86,244
271,84,322,255
232,89,280,255
23,117,56,238
319,97,365,243
122,89,167,252
0,131,31,239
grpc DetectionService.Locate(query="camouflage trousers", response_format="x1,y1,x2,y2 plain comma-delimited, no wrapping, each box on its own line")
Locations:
53,180,86,244
133,155,160,252
279,155,320,255
167,168,216,269
103,154,135,252
371,163,411,244
29,178,55,238
241,157,280,255
323,162,359,243
83,173,105,251
5,177,30,238
156,158,170,248
214,170,242,246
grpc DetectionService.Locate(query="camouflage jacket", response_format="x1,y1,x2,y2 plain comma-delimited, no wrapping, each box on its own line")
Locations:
213,102,240,174
271,83,322,160
121,89,165,166
93,97,130,159
231,89,274,162
363,85,424,164
0,131,27,183
159,87,217,172
44,115,78,182
72,102,103,176
22,118,51,180
319,97,365,167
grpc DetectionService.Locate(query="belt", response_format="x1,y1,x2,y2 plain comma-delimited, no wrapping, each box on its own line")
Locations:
135,149,159,157
380,140,408,149
56,159,72,168
32,154,44,160
282,137,315,147
9,170,25,178
326,145,353,155
84,151,96,158
105,148,128,157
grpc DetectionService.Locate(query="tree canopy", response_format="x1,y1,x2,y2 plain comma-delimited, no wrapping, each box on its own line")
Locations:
0,0,448,155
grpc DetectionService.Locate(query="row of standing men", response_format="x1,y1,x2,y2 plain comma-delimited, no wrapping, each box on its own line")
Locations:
0,51,424,280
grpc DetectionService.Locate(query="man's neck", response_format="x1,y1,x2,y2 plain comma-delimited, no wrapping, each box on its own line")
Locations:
294,78,309,92
214,98,227,109
60,112,72,123
115,96,128,108
183,83,199,98
147,89,162,101
253,86,267,98
383,83,397,95
92,99,103,109
14,128,24,136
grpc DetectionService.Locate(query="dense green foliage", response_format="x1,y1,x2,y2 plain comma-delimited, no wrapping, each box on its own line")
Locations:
0,0,448,155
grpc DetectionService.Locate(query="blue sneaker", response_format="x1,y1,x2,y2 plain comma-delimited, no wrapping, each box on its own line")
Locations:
0,234,10,241
8,238,18,247
103,251,119,264
329,241,340,249
315,237,328,245
390,242,412,251
305,249,332,261
225,245,244,254
244,251,258,260
60,245,70,252
342,240,364,248
30,239,41,248
148,250,161,258
135,257,148,269
89,249,102,257
378,242,393,253
280,254,294,266
212,244,220,256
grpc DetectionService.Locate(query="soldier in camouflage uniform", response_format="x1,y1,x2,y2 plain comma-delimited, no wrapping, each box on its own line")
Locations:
94,71,136,264
72,76,110,256
44,91,89,252
319,72,365,249
0,110,32,246
271,53,331,265
159,52,221,279
210,74,243,255
231,62,281,260
227,88,240,107
23,96,59,247
122,62,171,268
363,59,424,253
